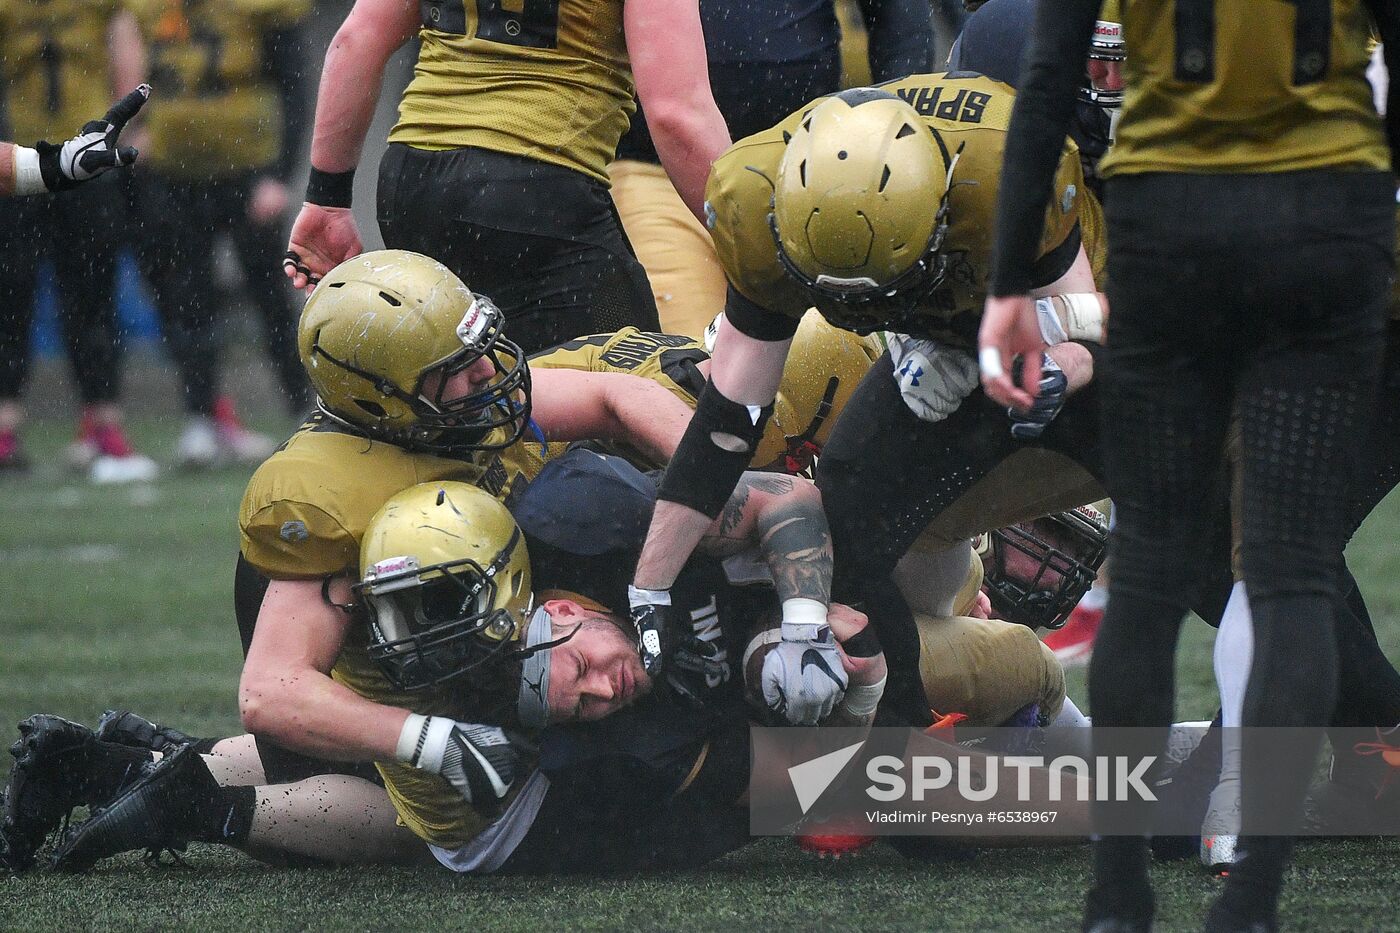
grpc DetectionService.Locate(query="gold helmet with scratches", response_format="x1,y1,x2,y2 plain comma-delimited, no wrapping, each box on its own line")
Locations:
770,88,956,315
356,481,533,690
298,250,530,455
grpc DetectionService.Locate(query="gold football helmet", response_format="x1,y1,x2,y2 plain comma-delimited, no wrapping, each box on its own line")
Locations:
770,88,956,315
356,481,534,690
298,250,530,455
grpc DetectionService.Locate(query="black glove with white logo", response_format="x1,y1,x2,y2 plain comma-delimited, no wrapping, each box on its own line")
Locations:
397,714,519,813
17,85,151,196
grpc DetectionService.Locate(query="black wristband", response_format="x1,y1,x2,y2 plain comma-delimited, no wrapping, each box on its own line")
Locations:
305,166,355,208
839,626,883,659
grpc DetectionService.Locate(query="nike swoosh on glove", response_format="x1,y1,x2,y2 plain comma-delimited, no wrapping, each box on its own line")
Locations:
761,623,848,725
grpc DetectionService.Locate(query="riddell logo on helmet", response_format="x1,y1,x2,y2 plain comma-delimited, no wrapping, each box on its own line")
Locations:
456,301,491,346
1094,20,1123,40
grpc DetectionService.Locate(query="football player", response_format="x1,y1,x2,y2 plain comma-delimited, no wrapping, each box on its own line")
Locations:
980,1,1399,929
282,0,729,353
622,74,1112,728
36,452,870,872
126,0,314,465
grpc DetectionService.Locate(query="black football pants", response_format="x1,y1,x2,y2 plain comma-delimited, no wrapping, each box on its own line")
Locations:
135,173,309,417
377,144,660,355
1091,170,1393,903
0,174,126,405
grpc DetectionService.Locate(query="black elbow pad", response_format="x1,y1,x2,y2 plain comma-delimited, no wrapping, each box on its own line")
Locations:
657,381,774,519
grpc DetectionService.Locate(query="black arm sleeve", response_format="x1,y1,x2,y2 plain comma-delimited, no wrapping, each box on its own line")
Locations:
1364,0,1400,172
723,286,801,342
986,0,1100,296
262,25,310,182
856,0,935,83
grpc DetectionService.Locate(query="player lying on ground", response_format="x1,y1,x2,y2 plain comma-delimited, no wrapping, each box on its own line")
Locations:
3,451,1125,873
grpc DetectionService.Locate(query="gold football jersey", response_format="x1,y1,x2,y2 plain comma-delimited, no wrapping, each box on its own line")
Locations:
391,0,634,185
0,0,123,144
1101,0,1388,176
239,415,543,581
1080,186,1109,289
127,0,310,177
706,73,1084,348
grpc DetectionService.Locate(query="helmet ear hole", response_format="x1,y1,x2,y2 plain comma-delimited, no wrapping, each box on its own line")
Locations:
326,281,346,289
896,123,916,139
879,166,892,192
378,291,402,307
356,399,388,418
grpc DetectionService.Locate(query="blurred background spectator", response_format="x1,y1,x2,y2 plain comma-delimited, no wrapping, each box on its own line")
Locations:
128,0,313,468
0,0,157,482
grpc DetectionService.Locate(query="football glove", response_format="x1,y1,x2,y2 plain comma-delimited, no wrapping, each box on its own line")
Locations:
666,636,731,708
888,335,981,424
397,714,518,811
628,585,676,677
1007,356,1067,441
17,85,150,196
761,601,849,725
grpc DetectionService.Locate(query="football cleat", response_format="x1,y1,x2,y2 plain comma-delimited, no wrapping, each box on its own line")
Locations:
794,825,876,859
95,710,197,755
2,715,100,872
52,745,211,873
175,417,220,470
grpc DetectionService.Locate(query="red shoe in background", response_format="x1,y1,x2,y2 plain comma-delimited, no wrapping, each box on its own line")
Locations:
212,395,277,465
0,427,28,472
1043,599,1104,666
88,416,158,484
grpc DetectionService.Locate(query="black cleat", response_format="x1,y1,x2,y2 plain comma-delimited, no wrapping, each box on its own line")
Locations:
95,710,197,755
1,715,99,872
51,746,212,873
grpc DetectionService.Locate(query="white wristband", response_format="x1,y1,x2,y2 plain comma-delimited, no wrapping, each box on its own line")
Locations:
12,146,46,196
395,713,454,772
839,675,887,717
1035,297,1070,346
628,584,671,608
781,597,829,641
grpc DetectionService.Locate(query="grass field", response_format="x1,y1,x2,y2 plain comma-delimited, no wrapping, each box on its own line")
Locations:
3,411,1400,931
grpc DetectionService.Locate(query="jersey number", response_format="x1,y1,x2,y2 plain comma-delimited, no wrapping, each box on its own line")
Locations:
1174,0,1331,85
420,0,561,49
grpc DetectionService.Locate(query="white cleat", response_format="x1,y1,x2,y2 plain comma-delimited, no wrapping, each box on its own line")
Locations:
176,417,220,470
89,453,159,485
1200,774,1241,874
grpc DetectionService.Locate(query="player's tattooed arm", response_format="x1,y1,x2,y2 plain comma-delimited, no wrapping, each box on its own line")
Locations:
755,485,833,604
698,472,834,604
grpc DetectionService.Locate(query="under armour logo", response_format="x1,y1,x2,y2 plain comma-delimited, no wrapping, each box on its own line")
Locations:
898,359,923,387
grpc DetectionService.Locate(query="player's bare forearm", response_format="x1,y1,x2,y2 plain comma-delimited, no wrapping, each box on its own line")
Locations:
530,370,693,463
634,500,716,591
697,473,832,603
626,0,730,221
755,480,832,605
309,0,417,171
239,667,407,763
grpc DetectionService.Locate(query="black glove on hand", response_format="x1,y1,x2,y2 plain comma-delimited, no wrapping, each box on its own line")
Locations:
666,637,731,709
36,84,150,192
628,585,676,678
1008,356,1068,441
